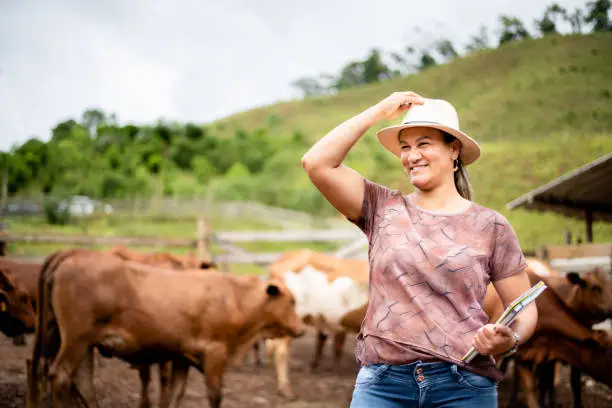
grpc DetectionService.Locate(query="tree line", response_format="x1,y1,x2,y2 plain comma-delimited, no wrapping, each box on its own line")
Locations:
290,0,612,97
0,110,314,205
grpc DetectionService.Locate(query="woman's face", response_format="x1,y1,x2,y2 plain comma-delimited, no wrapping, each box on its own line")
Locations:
398,127,459,191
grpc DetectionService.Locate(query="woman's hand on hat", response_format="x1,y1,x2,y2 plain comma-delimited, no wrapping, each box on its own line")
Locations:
373,91,425,121
471,323,516,357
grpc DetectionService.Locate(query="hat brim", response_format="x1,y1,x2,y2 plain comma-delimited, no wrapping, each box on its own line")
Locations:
376,121,481,165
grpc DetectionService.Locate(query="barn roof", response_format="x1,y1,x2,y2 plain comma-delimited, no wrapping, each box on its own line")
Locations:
506,152,612,223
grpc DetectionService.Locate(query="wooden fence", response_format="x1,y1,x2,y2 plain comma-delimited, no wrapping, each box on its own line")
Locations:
1,213,609,273
534,242,612,273
0,217,368,267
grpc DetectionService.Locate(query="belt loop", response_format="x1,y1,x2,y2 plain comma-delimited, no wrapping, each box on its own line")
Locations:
450,363,458,376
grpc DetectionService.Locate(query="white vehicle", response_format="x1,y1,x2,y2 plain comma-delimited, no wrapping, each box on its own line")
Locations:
58,195,113,216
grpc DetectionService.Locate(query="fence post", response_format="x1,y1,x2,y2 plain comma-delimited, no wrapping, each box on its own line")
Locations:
197,217,211,262
535,245,548,261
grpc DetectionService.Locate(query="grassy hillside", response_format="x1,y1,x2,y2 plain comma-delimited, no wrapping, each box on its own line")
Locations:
214,33,612,143
210,33,612,250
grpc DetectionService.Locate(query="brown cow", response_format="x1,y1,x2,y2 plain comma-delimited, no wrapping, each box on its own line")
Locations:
0,258,41,345
513,330,612,408
108,245,216,270
28,248,304,408
105,245,216,408
486,264,612,407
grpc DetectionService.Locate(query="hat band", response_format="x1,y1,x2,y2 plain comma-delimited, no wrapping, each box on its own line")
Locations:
400,120,450,127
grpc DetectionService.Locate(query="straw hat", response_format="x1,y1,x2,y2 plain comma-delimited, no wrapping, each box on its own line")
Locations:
376,98,481,165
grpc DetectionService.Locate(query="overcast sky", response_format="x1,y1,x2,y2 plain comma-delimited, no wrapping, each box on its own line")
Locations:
0,0,587,151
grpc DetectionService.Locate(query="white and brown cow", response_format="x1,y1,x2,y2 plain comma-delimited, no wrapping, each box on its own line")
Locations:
260,249,369,398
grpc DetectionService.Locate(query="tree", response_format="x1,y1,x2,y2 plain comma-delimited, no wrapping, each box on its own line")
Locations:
585,0,611,32
498,15,532,45
81,108,106,137
51,120,79,143
535,3,567,35
566,8,585,33
184,123,203,141
435,39,459,62
362,49,394,83
465,26,491,53
291,77,326,97
389,52,413,76
418,51,437,71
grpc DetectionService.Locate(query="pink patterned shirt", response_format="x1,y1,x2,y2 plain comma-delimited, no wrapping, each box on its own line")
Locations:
349,179,527,381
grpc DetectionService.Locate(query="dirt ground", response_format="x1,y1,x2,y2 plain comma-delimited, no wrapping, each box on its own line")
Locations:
0,329,610,408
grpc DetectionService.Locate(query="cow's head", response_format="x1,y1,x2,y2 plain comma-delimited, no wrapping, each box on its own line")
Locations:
566,267,612,324
260,279,305,339
0,269,36,337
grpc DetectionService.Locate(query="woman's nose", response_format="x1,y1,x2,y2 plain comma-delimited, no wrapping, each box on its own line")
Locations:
408,149,422,162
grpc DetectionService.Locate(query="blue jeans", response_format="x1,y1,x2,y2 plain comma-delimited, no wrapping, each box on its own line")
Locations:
350,361,498,408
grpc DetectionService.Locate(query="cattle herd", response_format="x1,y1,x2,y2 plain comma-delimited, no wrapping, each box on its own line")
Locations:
0,245,610,407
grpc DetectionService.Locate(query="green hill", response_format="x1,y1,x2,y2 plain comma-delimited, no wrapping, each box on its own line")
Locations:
211,33,612,250
214,34,612,144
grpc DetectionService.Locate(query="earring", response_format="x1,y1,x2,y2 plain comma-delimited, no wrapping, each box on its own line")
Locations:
453,158,459,171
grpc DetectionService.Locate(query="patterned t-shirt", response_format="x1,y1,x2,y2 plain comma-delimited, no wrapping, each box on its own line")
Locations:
348,179,527,381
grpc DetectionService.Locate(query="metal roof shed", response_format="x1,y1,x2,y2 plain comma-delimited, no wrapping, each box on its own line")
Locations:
506,152,612,243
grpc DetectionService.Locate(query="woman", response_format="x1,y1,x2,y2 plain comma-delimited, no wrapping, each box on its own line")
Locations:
301,91,538,407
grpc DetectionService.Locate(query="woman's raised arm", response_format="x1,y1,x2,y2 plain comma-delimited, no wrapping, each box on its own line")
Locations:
301,91,424,220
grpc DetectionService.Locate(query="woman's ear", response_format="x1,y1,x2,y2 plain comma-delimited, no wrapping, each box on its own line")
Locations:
451,139,461,160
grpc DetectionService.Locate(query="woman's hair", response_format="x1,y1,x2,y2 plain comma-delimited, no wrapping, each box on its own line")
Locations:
442,132,473,201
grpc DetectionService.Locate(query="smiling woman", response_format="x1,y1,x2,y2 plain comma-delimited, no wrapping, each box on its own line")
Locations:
301,92,539,408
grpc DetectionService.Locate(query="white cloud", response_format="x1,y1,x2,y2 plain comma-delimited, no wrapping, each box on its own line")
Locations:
0,0,587,151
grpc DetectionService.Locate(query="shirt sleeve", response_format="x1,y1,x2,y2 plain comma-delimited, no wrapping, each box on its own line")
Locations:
347,178,393,240
489,213,528,282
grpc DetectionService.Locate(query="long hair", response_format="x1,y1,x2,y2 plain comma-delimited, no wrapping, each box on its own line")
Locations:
442,132,473,201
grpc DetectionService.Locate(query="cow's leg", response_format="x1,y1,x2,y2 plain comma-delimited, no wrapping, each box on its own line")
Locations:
72,348,99,408
137,364,152,408
252,340,262,366
269,336,295,399
27,334,45,408
49,342,90,408
158,362,172,408
570,366,582,408
516,363,539,408
553,361,561,387
333,331,346,368
164,360,190,408
310,331,327,372
12,333,26,346
508,359,520,408
536,361,553,408
203,350,228,408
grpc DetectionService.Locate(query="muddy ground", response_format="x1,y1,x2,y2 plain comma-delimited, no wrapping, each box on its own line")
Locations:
0,329,610,408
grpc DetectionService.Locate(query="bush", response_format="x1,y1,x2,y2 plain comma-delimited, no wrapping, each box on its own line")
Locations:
43,198,71,225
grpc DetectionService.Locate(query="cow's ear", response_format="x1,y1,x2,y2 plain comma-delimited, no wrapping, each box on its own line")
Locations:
266,283,281,297
0,269,15,292
567,272,586,288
